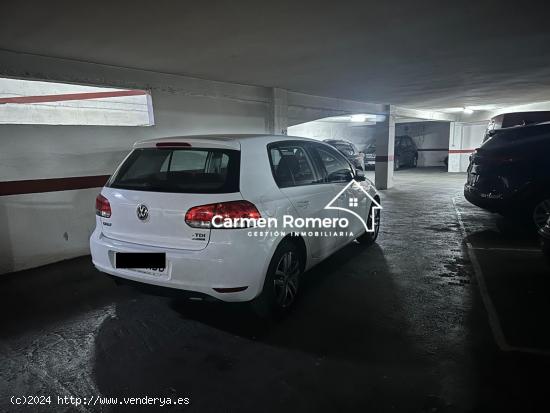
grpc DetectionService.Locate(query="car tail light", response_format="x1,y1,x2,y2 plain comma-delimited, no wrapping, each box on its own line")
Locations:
185,200,261,229
95,194,111,218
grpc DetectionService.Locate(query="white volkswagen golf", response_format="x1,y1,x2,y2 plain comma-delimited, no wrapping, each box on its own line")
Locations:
90,134,381,313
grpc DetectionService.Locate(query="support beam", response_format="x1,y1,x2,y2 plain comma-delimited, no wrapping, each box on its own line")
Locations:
375,106,396,190
448,122,463,172
286,91,386,126
268,88,288,135
392,106,459,122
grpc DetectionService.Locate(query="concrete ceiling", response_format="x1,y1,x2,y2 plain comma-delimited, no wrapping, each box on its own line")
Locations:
1,0,550,110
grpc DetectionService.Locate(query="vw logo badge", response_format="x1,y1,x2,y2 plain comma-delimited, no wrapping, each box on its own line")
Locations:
136,204,149,221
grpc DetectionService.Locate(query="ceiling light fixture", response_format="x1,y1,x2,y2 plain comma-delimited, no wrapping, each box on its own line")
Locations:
350,114,368,122
463,107,474,115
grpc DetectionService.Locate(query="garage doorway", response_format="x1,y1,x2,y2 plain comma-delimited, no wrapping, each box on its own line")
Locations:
395,121,450,171
287,113,382,182
288,115,453,187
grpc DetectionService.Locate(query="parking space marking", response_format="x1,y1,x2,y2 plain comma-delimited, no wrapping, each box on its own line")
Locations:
451,197,550,357
468,247,541,253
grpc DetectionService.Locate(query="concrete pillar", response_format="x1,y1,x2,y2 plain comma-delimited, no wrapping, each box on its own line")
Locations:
448,122,463,172
374,106,395,189
268,87,288,135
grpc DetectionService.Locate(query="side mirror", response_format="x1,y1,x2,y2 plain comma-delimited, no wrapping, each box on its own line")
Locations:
327,170,354,183
355,169,366,181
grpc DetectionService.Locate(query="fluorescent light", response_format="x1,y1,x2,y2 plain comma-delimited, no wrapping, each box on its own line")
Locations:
468,104,498,111
350,114,368,122
463,107,474,115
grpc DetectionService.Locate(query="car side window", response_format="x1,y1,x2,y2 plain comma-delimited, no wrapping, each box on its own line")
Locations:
269,143,318,188
313,145,354,183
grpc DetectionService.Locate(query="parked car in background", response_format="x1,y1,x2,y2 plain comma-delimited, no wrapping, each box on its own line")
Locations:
464,122,550,230
91,135,381,315
539,217,550,263
363,135,418,170
323,139,365,170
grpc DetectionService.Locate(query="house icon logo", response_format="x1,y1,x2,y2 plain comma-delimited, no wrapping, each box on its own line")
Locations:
324,180,382,233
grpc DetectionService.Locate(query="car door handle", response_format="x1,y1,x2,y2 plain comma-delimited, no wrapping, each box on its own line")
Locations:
295,200,310,208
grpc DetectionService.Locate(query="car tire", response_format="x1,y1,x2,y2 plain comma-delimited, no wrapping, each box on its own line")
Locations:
532,197,550,231
394,156,400,171
251,239,303,317
541,236,550,264
357,201,381,246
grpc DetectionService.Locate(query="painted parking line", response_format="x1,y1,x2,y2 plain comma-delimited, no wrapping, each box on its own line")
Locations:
468,247,542,253
451,197,550,357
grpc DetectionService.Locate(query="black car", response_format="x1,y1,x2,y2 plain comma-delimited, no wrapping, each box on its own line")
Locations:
464,121,550,229
323,139,365,170
363,135,418,170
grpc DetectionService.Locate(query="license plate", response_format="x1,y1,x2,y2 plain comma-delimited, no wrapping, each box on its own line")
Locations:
115,252,166,269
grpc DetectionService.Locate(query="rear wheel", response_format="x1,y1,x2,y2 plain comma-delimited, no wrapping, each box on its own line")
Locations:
357,202,381,246
394,156,400,171
532,198,550,230
252,240,303,317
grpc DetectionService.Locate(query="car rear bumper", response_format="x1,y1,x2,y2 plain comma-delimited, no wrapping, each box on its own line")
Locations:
463,185,506,213
90,227,276,302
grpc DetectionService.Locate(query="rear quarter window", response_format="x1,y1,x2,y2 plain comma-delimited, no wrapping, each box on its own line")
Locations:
268,142,319,187
483,124,550,147
108,148,240,193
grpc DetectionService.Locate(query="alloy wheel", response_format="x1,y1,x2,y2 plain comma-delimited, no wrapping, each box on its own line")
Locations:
533,199,550,230
273,251,300,308
369,205,381,239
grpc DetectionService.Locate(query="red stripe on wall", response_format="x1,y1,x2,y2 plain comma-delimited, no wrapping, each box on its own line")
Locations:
375,155,394,162
449,149,476,154
417,148,449,152
0,175,110,196
0,90,147,105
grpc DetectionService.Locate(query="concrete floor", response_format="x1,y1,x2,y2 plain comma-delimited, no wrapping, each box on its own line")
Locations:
1,167,549,412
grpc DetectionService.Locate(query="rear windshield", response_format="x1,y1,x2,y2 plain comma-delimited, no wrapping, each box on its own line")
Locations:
108,148,240,193
482,123,550,149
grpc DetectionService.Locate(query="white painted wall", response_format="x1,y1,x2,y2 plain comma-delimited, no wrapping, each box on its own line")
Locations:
0,77,153,126
288,120,376,150
396,122,449,167
460,122,486,170
448,121,486,172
